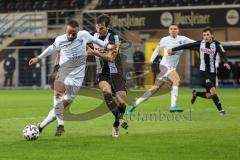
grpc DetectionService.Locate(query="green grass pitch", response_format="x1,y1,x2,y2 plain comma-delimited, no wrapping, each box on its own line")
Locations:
0,88,240,160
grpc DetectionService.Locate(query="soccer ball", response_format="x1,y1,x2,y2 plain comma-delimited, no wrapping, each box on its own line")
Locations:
23,125,39,141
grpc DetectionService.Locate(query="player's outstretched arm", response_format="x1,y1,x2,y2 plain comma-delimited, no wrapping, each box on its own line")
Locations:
28,45,57,66
150,38,166,63
168,41,201,55
150,45,161,63
84,31,116,51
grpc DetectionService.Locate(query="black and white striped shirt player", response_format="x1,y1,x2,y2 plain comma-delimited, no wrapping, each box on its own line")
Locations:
170,27,231,115
172,39,228,88
87,14,129,137
90,28,128,137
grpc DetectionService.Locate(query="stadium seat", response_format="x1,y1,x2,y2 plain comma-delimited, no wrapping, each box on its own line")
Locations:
0,0,89,12
95,0,240,9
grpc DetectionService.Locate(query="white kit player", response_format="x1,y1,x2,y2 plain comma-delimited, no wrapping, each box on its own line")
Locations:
29,20,115,136
128,23,195,114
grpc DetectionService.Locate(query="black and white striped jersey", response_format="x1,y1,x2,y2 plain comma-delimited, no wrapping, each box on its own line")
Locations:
91,30,123,76
172,40,228,73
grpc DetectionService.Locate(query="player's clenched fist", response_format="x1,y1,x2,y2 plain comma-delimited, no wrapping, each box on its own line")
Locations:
223,63,231,70
29,57,40,66
107,44,118,50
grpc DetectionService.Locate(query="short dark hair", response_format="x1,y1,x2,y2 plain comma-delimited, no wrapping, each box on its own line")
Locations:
169,23,179,28
96,14,110,27
202,27,213,34
67,20,79,28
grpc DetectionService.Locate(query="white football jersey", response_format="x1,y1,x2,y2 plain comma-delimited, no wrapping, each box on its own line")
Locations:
151,35,195,69
37,30,108,86
53,30,107,65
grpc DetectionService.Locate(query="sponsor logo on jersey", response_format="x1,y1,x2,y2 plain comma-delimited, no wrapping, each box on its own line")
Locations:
201,48,215,55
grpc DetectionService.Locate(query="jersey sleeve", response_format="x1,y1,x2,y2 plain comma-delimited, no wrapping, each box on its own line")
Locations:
81,30,108,48
216,42,228,63
52,37,61,51
172,41,201,52
182,36,196,44
38,37,59,59
150,41,162,63
38,45,57,59
159,38,166,48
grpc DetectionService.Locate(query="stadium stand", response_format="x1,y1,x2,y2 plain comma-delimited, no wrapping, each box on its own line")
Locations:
0,0,89,13
96,0,240,9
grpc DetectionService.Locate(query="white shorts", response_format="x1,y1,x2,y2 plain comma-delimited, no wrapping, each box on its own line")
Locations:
63,65,85,87
56,56,86,87
55,65,85,101
156,64,176,81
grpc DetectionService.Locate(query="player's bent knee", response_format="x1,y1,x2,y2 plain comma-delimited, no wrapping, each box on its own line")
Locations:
101,87,112,95
55,92,62,98
150,85,160,92
54,81,65,94
206,93,212,98
209,88,216,95
172,79,180,86
63,94,75,104
155,84,161,89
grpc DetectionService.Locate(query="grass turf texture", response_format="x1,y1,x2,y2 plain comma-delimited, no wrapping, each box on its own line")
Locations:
0,88,240,160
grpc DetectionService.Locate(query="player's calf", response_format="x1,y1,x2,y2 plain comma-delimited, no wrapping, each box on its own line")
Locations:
209,87,225,115
103,92,121,118
211,94,224,114
191,89,197,104
37,108,56,133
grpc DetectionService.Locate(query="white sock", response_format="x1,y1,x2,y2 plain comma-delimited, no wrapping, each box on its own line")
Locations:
54,96,64,126
171,86,178,108
135,91,152,106
39,108,56,128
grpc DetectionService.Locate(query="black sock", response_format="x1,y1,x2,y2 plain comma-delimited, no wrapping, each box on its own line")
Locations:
211,94,223,111
196,92,208,98
118,104,126,114
113,119,120,127
113,105,125,128
117,104,126,119
103,93,120,117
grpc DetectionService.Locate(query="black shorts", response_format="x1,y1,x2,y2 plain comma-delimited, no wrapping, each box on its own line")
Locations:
200,71,216,92
97,74,126,94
